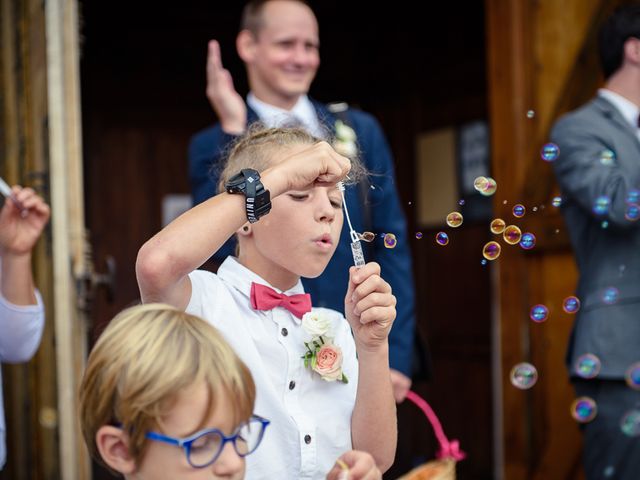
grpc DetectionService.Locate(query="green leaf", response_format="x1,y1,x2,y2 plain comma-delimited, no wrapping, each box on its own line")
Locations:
311,355,317,369
340,373,348,384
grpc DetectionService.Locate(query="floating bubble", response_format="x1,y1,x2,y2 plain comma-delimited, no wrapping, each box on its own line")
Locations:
435,232,449,246
474,176,489,192
458,199,466,206
601,220,609,229
519,232,536,250
574,354,601,379
625,203,640,222
383,233,397,249
503,225,522,245
512,204,526,218
415,232,423,239
625,362,640,390
602,286,619,305
603,466,615,478
526,110,535,119
358,231,376,242
626,189,640,205
446,211,464,228
490,218,506,234
562,296,580,314
593,195,611,216
541,143,560,162
571,397,597,423
620,410,640,437
529,304,549,323
480,177,497,196
551,196,563,207
510,362,538,389
480,259,487,266
482,241,501,261
599,149,616,166
532,206,538,212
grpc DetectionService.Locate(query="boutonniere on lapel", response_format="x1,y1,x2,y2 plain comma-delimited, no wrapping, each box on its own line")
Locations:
301,311,348,383
333,120,358,158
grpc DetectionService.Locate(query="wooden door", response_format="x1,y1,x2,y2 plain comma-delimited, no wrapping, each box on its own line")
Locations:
487,0,624,478
1,0,90,478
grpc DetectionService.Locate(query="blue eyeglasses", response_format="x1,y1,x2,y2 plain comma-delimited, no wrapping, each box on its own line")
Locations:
145,415,270,468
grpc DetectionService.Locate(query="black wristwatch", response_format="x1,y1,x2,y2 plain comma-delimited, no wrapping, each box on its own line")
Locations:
224,169,271,223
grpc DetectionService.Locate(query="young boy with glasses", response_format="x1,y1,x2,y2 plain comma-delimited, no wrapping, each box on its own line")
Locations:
79,303,380,479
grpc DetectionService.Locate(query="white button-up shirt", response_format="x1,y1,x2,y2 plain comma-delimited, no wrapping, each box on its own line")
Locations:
0,290,44,470
187,257,358,479
247,93,326,139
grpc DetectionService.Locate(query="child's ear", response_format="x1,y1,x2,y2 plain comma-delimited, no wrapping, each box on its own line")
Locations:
95,425,137,474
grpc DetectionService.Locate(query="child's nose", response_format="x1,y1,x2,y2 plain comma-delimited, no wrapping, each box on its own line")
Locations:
316,196,336,223
211,441,244,477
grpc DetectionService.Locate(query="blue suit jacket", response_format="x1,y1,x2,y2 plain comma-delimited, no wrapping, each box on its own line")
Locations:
189,100,417,376
551,96,640,379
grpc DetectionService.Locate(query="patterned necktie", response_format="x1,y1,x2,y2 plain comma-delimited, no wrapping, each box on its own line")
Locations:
250,282,312,319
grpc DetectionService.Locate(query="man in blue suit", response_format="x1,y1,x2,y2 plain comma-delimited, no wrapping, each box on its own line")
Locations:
189,0,421,403
550,5,640,478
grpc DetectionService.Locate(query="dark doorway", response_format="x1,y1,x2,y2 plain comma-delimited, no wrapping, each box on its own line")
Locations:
79,2,491,478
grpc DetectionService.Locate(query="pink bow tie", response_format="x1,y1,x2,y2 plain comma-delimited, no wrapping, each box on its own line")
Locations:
250,282,312,319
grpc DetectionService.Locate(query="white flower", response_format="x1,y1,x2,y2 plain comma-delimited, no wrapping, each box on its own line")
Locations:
301,311,332,337
334,140,358,158
335,120,356,142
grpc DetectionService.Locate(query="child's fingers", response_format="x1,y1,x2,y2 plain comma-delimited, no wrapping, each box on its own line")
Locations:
353,291,395,317
358,305,396,327
335,450,381,480
351,274,391,307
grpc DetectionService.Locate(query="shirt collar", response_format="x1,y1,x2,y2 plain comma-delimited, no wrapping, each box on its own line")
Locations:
217,256,306,300
246,93,324,137
598,88,640,129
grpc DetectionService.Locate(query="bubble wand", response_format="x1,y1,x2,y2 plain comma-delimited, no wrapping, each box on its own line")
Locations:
0,176,26,213
336,181,365,267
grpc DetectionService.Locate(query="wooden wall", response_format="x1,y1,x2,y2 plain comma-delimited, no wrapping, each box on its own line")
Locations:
0,0,59,478
487,0,625,478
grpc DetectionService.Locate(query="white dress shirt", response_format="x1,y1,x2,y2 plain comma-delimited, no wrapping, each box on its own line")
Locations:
187,257,358,480
247,93,327,139
0,289,44,470
598,88,640,142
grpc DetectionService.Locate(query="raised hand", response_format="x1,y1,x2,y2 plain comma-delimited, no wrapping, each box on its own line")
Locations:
0,186,50,256
344,262,396,351
205,40,246,134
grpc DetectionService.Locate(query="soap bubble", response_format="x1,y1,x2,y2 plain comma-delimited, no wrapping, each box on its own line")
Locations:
571,397,597,423
383,233,397,249
446,212,464,228
541,143,560,162
519,232,536,250
512,204,526,218
529,304,549,323
574,354,601,379
490,218,506,234
503,225,522,245
562,296,580,314
510,363,538,389
435,232,449,246
482,241,501,261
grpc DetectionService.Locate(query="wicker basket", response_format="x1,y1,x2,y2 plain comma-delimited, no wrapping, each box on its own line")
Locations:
395,391,465,480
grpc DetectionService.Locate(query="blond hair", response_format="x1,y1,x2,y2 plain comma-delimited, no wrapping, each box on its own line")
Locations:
218,124,365,194
79,303,255,467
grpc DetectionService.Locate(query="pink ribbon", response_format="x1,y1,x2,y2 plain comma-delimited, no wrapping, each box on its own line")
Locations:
405,390,466,461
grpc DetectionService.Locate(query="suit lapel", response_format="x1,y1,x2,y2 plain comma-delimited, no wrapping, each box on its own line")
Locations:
312,100,338,136
592,96,640,150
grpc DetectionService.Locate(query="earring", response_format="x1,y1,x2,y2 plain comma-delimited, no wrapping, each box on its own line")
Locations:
242,225,250,232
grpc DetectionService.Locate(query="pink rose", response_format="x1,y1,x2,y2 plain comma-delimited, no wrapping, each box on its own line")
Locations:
313,344,344,382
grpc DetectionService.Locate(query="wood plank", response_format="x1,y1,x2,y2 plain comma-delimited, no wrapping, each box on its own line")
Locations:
45,0,90,478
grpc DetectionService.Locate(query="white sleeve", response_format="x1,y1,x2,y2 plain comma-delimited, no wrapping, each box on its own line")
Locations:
0,290,45,363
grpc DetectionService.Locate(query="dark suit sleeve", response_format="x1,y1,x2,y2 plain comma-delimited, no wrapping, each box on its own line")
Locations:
188,126,239,259
359,114,417,377
551,116,640,230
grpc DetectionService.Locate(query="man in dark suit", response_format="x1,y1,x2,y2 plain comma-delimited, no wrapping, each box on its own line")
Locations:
189,0,422,403
550,5,640,478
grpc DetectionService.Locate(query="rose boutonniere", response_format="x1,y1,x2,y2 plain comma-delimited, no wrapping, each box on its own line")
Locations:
301,311,348,383
333,119,358,159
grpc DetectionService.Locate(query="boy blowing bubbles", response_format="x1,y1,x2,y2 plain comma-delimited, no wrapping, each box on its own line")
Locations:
136,128,397,478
